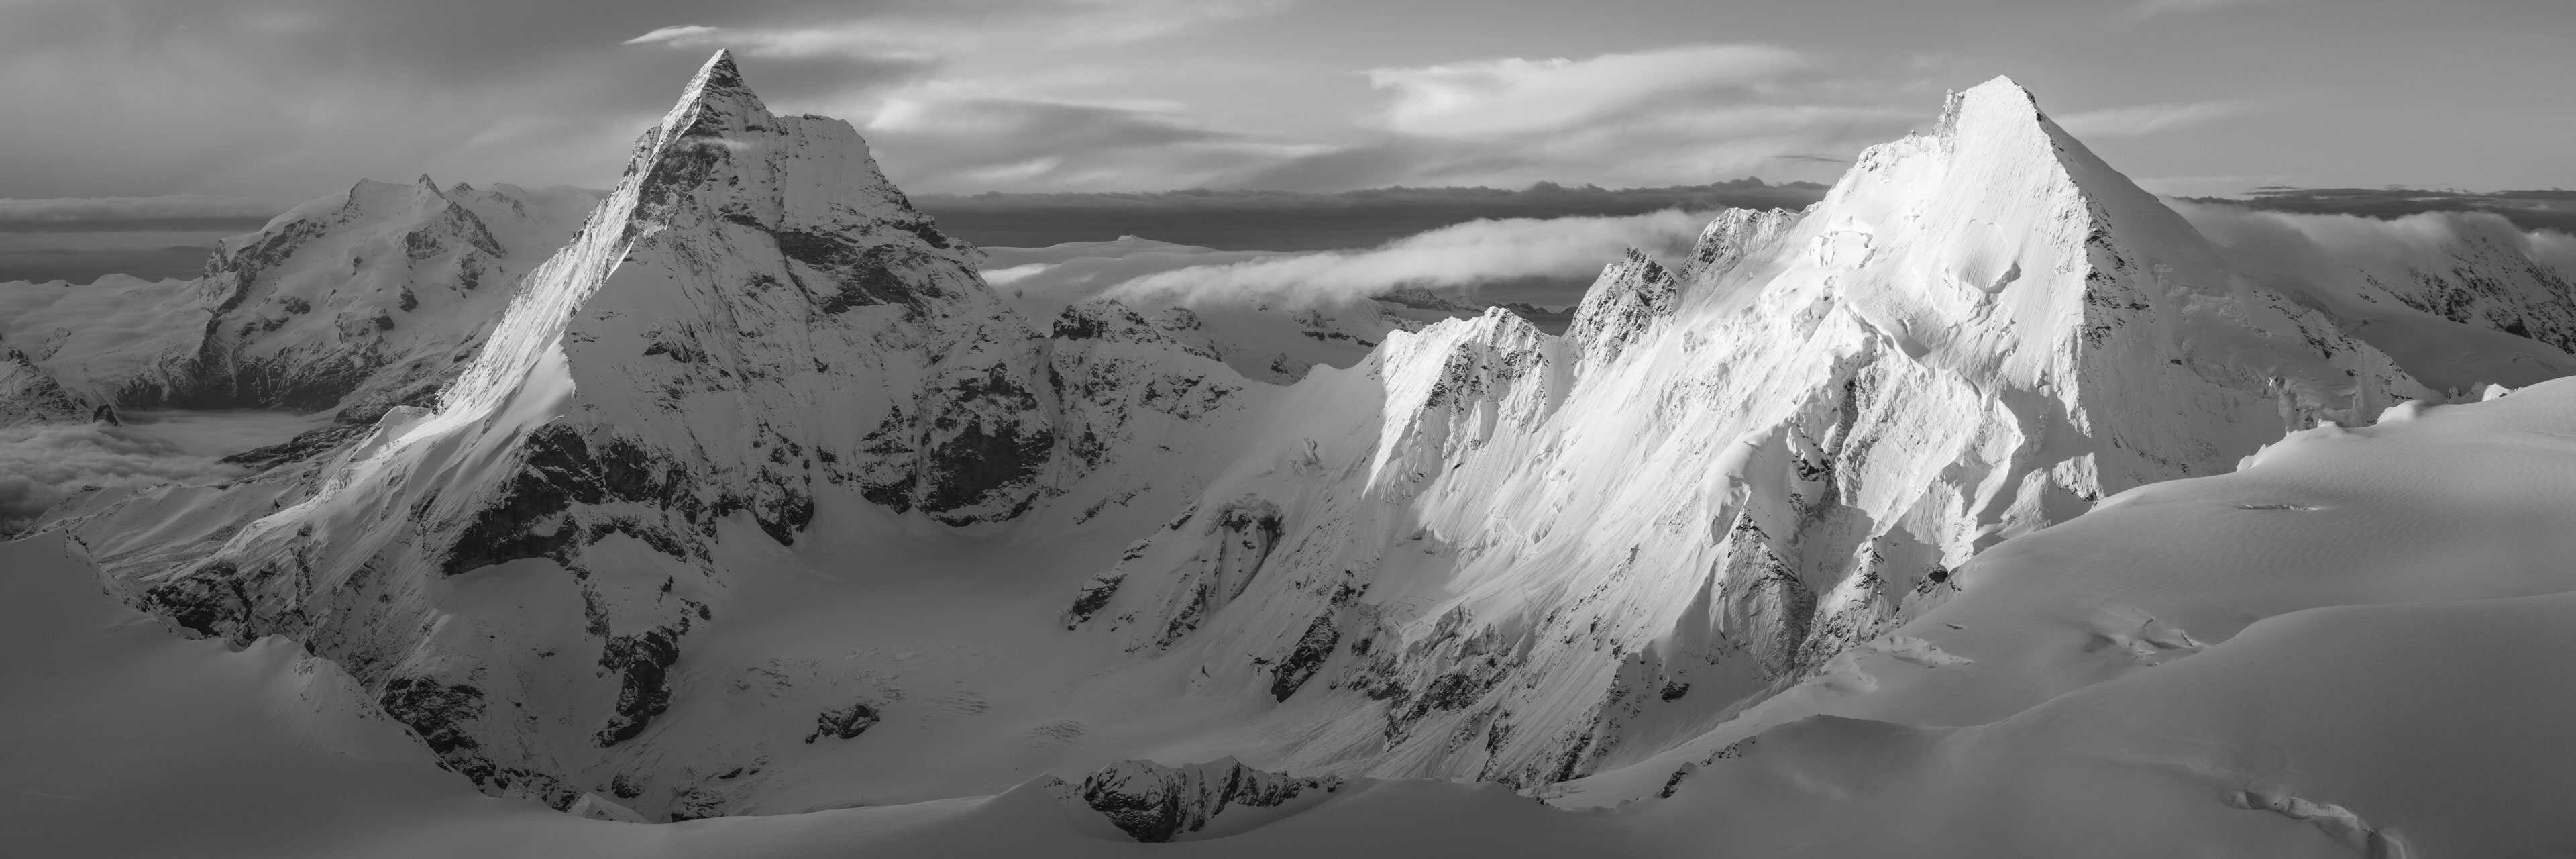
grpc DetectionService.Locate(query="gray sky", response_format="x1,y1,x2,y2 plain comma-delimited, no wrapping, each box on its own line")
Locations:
2,0,2569,209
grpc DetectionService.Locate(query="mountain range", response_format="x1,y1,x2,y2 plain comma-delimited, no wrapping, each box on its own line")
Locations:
8,50,2576,856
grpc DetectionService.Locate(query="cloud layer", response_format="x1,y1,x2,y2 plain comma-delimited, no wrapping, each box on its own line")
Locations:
2174,201,2576,280
1102,209,1715,306
1209,44,1915,193
0,422,244,532
1366,44,1810,138
916,179,1827,251
0,195,280,228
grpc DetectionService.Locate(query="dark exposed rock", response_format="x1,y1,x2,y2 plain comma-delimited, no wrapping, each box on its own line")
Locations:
855,363,1057,525
378,674,579,808
1066,574,1122,629
777,233,947,315
137,561,253,643
443,423,741,576
1075,758,1340,843
219,424,371,470
1269,613,1342,701
802,701,881,743
380,677,486,764
594,627,683,747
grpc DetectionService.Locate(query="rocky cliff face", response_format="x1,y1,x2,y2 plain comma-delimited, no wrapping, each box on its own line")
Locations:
1057,758,1342,842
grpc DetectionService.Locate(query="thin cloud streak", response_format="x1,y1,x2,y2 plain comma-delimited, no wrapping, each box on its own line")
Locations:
0,195,279,225
2124,0,2282,20
621,0,1290,59
2055,100,2255,138
0,421,244,532
1364,44,1811,138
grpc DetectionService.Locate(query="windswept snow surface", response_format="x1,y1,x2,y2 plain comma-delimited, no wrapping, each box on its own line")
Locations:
12,58,2576,857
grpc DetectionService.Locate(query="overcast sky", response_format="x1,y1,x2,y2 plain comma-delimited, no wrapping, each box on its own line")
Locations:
1,0,2569,210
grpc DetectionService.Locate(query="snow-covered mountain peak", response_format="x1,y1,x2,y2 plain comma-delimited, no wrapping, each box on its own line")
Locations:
50,50,1063,810
1931,75,2214,263
661,49,759,134
611,50,958,278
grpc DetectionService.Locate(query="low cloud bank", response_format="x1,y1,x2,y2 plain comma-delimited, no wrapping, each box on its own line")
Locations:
922,179,1822,212
1102,208,1713,306
922,181,1821,252
0,195,280,231
2173,200,2576,279
2182,189,2576,235
0,423,244,532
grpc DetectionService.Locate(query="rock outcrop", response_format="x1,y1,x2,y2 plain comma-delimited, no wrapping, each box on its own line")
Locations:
1069,758,1342,842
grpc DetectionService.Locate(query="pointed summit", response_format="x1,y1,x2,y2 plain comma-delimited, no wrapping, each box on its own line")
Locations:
1935,75,2044,136
1928,74,2189,240
696,48,743,89
657,49,767,142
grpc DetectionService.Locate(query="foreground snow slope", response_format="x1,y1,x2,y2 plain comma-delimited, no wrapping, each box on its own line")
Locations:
22,375,2576,856
1593,379,2576,856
